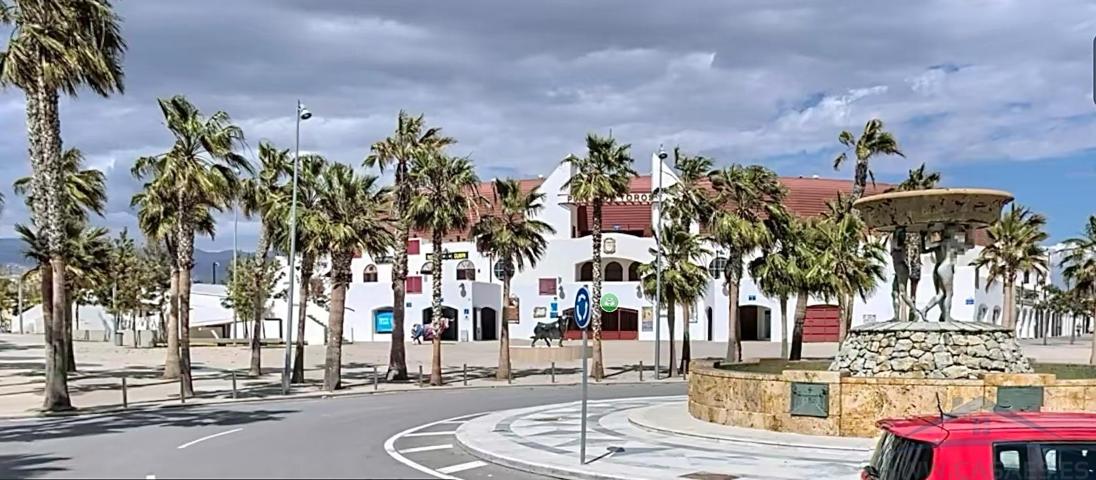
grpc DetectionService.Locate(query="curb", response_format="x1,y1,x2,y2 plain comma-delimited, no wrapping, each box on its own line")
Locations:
0,378,684,421
625,403,875,453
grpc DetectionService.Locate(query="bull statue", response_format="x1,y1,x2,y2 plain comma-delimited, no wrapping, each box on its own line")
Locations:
531,316,569,347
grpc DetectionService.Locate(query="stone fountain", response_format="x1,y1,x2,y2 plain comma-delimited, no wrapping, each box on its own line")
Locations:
830,188,1034,379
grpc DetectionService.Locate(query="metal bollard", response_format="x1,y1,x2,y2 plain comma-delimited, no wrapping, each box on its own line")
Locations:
180,378,186,404
418,365,423,388
462,363,467,386
508,367,512,385
373,365,379,391
551,361,556,383
639,361,644,382
121,376,128,409
231,371,238,399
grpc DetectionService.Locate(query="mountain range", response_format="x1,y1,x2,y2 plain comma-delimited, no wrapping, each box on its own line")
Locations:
0,238,246,284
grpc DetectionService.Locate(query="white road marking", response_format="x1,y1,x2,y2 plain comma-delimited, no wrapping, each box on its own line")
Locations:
383,413,485,480
176,428,243,450
437,461,487,474
145,475,156,479
399,443,453,454
403,430,458,437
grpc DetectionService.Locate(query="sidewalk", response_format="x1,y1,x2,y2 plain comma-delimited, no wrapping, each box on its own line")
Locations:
455,396,872,480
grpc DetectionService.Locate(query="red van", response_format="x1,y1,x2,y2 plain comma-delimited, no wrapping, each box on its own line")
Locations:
863,412,1096,479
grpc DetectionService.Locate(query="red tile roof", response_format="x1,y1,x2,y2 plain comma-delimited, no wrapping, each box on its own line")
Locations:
412,174,892,241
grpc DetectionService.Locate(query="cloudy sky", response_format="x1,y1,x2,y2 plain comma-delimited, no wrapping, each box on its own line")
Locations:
1,0,1094,250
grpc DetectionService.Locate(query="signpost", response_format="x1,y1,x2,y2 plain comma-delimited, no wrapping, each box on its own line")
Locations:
574,286,591,465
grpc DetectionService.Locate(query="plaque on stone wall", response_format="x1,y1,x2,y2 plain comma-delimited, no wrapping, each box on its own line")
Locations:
995,386,1044,413
790,382,829,418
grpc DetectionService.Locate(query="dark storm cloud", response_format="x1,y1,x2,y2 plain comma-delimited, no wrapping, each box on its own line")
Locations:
1,0,1093,248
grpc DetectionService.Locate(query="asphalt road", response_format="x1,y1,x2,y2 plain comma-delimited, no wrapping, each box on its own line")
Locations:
0,382,685,479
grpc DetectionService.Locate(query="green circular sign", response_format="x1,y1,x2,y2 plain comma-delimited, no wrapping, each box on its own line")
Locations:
601,293,619,313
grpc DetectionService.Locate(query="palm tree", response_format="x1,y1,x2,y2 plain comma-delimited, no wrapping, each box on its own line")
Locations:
269,153,326,384
708,164,785,362
562,133,637,380
658,148,715,226
888,164,942,319
832,118,904,202
749,241,796,359
787,217,839,360
365,111,455,382
818,210,886,340
1,0,125,411
973,205,1049,331
313,163,393,391
14,147,106,373
132,96,248,395
1062,215,1096,363
472,178,554,380
408,153,479,386
239,141,292,376
638,224,709,376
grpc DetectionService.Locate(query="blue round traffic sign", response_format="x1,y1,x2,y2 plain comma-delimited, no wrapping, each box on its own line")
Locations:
574,287,591,330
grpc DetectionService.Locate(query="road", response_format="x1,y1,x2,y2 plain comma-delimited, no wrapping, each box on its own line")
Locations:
0,383,685,479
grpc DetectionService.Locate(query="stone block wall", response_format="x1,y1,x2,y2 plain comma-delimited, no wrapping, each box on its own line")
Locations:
689,359,1096,438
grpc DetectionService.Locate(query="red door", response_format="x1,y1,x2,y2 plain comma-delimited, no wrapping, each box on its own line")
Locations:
803,305,840,343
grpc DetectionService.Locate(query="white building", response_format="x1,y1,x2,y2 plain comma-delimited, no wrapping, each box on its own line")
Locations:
266,153,1068,347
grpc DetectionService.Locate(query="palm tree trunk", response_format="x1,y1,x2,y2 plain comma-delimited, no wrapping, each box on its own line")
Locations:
680,302,691,375
1004,279,1016,330
291,253,313,384
496,277,511,381
40,263,71,411
387,163,411,382
249,228,270,377
65,296,76,373
430,231,444,386
590,199,605,381
667,298,677,377
324,253,351,391
726,268,741,362
837,293,850,343
851,160,868,202
1089,306,1096,365
164,265,181,379
779,295,789,359
790,290,808,361
178,225,196,397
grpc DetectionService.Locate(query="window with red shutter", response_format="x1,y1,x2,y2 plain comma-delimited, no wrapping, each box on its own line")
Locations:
406,276,423,294
539,278,557,296
407,239,421,255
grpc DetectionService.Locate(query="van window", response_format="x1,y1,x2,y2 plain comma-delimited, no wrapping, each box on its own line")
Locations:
994,442,1096,479
868,433,934,480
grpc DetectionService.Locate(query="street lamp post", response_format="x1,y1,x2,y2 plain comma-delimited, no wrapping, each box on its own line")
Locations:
17,273,23,334
653,147,666,380
232,193,239,338
281,100,311,394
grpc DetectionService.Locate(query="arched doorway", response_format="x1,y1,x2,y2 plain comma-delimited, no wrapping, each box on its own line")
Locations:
578,262,593,281
479,307,498,341
422,306,459,341
803,305,839,343
605,262,623,282
739,305,772,341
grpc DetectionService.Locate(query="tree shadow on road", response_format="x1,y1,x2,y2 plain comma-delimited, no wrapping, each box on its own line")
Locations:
0,406,297,444
0,454,68,478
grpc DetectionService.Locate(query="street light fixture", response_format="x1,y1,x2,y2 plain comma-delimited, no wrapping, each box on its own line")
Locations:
282,100,311,394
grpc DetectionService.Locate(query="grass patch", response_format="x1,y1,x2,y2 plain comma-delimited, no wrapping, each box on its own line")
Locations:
715,358,832,374
1033,362,1096,380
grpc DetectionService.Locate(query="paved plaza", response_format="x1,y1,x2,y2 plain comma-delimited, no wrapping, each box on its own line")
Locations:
2,333,1093,418
456,396,873,479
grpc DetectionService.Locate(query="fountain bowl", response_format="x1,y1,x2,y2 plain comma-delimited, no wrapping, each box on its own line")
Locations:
853,188,1013,232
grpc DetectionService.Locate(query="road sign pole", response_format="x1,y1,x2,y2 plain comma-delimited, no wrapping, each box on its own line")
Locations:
574,286,591,466
580,327,588,465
